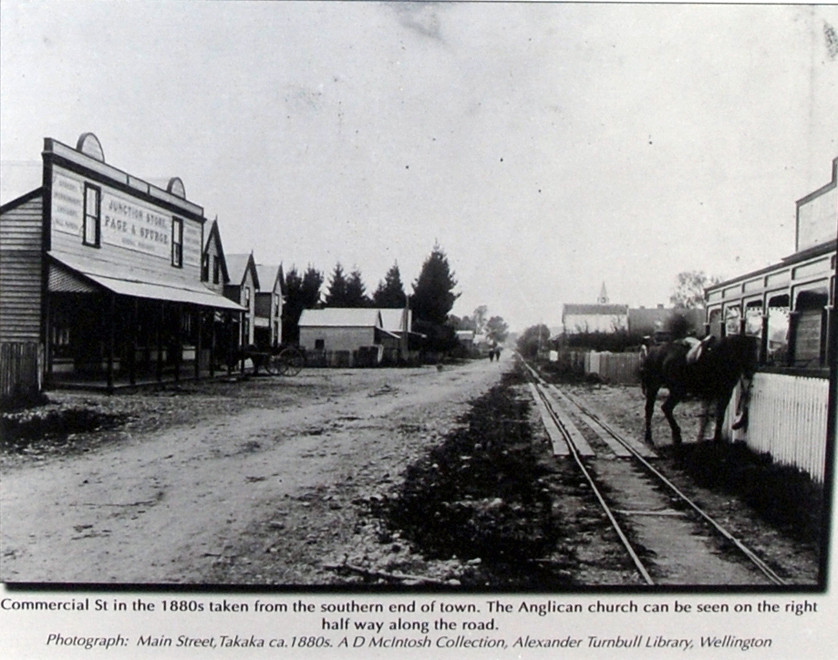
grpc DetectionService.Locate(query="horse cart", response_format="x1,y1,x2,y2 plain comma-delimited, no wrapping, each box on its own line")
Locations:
236,345,306,376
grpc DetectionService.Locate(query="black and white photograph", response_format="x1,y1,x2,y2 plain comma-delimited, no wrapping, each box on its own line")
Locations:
1,0,837,657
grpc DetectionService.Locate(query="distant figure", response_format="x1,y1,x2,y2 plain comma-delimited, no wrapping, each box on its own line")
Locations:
489,342,499,362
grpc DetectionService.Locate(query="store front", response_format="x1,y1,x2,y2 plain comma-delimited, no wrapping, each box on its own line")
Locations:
705,158,836,375
0,133,243,395
702,158,835,481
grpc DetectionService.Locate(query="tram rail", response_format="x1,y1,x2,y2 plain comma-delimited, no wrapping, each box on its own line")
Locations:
521,357,786,587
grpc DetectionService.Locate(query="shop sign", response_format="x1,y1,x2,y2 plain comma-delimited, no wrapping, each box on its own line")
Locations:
51,168,201,266
797,187,836,252
182,222,202,268
51,172,84,237
102,190,170,259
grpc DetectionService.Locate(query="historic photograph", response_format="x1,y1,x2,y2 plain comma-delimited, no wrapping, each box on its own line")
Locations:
1,0,835,599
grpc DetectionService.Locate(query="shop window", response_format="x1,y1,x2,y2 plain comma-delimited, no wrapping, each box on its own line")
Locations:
50,312,73,359
765,295,790,366
83,184,101,247
171,217,183,267
792,289,828,367
744,302,763,337
181,312,193,335
724,306,741,335
707,308,723,337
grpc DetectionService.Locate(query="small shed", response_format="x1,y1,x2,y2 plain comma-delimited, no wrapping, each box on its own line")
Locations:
298,308,395,366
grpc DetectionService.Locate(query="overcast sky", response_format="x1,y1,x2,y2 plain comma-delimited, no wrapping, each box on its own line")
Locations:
1,1,836,331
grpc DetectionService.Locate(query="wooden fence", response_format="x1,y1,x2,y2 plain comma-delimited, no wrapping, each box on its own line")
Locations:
586,351,642,385
735,372,830,483
548,349,641,384
0,341,42,403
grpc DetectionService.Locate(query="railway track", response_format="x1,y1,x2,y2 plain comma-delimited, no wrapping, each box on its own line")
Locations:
521,358,786,587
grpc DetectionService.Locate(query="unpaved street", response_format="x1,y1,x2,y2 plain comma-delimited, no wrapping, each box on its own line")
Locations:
1,359,508,584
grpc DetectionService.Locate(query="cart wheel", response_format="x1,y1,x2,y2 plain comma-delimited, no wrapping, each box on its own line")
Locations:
268,354,284,375
279,348,304,376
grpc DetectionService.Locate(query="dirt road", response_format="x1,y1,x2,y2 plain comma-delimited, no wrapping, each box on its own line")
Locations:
1,358,508,585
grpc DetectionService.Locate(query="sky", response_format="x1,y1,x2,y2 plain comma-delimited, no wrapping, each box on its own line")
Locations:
1,1,837,331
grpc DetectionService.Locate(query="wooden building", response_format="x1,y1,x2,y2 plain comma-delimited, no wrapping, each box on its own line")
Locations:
223,253,259,348
0,133,243,395
705,157,836,371
255,264,284,349
704,157,836,482
298,308,399,366
561,303,629,335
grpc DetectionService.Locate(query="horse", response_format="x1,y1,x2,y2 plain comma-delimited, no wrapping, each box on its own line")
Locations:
640,334,758,446
225,344,273,374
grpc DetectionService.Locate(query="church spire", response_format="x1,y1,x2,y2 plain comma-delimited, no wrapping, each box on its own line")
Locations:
598,282,609,304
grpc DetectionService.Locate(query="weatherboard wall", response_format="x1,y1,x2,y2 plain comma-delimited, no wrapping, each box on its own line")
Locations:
0,193,44,343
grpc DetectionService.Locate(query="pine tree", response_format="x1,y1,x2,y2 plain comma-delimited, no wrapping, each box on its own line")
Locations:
372,262,407,308
412,244,459,325
325,263,349,306
345,268,370,307
282,265,324,344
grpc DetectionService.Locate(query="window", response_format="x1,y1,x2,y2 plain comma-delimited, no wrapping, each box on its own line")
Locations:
201,253,209,281
724,306,741,335
315,339,325,350
171,217,183,267
213,257,220,284
244,286,251,308
83,184,101,247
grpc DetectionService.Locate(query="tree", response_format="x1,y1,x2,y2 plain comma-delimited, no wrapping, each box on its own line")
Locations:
471,305,488,335
670,271,720,309
301,266,324,307
486,316,509,344
412,244,460,325
516,324,551,359
372,262,407,308
448,314,476,331
325,263,349,306
282,265,324,344
345,268,370,307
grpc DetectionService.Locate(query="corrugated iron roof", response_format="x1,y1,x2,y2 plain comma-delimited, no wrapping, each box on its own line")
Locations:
48,252,244,311
299,308,382,328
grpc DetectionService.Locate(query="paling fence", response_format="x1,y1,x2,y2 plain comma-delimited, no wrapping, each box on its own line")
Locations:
548,349,640,384
730,372,830,484
586,351,642,385
0,342,42,402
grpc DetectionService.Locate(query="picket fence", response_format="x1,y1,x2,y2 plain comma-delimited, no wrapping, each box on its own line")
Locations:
736,372,830,484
